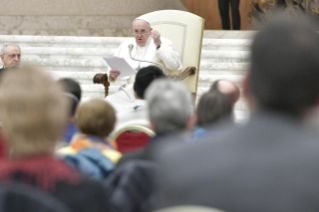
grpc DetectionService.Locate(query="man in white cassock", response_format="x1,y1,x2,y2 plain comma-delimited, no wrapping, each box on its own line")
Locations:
105,16,183,113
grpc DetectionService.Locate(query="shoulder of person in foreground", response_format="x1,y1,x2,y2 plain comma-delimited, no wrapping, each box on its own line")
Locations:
54,176,112,212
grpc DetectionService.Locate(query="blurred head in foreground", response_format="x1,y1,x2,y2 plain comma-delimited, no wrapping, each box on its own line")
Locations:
145,79,194,134
0,67,68,157
76,99,116,139
245,14,319,116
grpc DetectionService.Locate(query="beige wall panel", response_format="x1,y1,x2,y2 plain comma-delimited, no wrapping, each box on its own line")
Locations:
0,16,136,36
0,0,188,36
0,0,187,15
81,0,187,14
0,0,82,15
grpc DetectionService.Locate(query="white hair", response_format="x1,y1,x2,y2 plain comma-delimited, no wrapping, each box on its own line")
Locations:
1,43,21,55
145,79,193,134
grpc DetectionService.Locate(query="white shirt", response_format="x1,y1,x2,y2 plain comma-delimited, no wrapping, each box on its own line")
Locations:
110,99,149,137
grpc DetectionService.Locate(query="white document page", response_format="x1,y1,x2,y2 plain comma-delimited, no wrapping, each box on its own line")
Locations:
103,56,136,78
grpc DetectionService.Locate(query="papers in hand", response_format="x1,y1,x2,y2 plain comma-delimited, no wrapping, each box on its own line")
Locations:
103,56,135,78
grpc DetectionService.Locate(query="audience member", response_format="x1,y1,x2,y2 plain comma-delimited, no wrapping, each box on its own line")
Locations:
154,15,319,211
106,79,193,212
0,67,111,212
210,79,240,107
105,16,182,113
117,79,194,165
192,91,232,138
58,99,122,180
112,66,166,135
0,43,21,71
57,78,82,144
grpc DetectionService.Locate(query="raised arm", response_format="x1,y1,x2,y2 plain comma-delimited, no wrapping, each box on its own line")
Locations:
151,30,183,73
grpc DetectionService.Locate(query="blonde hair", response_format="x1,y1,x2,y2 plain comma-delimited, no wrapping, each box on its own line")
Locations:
0,66,68,157
76,99,115,137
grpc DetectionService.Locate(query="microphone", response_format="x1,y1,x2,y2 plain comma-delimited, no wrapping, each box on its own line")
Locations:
128,44,134,54
128,44,166,73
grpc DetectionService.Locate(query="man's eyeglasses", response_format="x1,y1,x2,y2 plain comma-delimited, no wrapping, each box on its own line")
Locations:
4,54,21,59
132,30,149,35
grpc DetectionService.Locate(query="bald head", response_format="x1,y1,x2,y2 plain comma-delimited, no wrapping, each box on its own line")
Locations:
210,80,240,106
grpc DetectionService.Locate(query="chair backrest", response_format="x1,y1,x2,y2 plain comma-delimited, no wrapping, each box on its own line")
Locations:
143,10,205,94
153,205,226,212
0,182,71,212
111,125,155,153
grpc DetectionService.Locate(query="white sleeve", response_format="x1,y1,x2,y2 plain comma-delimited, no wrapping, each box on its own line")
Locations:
156,38,183,73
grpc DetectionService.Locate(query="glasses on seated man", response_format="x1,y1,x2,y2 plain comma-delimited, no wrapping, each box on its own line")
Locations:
5,54,21,59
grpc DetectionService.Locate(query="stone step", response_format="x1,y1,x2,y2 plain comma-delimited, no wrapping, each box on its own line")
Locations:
19,57,249,71
0,34,253,122
22,47,116,57
20,48,250,62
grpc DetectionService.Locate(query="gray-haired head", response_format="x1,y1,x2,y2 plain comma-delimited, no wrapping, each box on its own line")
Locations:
145,79,193,134
1,43,21,55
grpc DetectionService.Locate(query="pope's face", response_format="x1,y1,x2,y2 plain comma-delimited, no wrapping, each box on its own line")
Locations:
132,20,152,47
1,45,21,68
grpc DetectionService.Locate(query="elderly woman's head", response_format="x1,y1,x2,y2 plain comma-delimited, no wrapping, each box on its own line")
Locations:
75,99,116,138
0,67,68,157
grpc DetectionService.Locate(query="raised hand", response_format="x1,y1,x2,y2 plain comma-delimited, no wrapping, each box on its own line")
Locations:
151,29,162,48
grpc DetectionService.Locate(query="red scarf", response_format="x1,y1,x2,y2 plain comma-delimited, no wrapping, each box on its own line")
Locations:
0,155,80,192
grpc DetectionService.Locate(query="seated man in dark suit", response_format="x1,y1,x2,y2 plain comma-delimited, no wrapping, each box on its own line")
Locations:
0,43,21,71
154,15,319,212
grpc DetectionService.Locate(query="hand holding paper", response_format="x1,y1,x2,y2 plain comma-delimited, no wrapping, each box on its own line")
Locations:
103,56,135,78
109,70,120,79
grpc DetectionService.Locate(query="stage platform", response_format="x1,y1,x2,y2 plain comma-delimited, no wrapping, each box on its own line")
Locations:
0,30,254,122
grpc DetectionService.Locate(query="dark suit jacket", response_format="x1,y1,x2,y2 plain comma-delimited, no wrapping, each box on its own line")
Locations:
0,67,7,78
154,109,319,212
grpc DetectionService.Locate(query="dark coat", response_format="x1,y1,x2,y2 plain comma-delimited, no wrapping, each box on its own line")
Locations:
155,109,319,212
0,156,111,212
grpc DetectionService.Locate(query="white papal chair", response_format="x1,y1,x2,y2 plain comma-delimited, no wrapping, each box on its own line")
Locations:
143,10,205,98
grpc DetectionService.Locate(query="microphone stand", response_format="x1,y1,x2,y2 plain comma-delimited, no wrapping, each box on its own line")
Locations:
128,44,166,74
